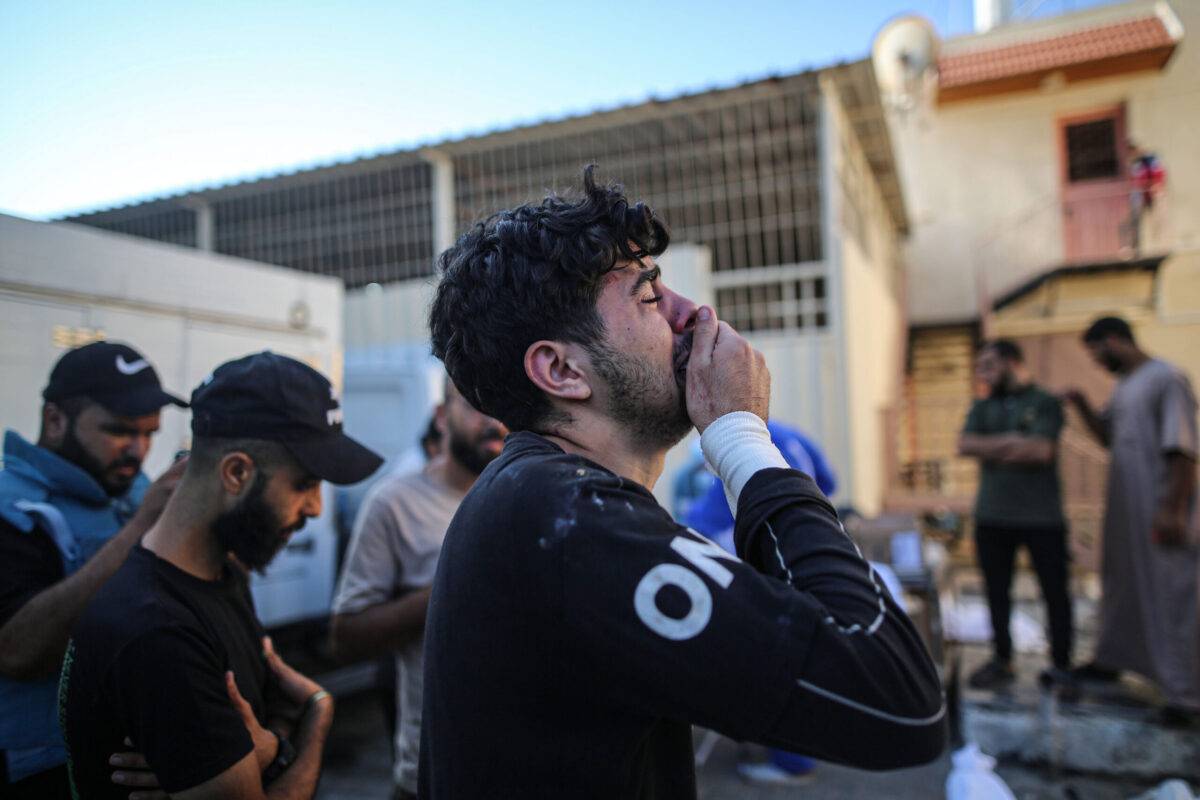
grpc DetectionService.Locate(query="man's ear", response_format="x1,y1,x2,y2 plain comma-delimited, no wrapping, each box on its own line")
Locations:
218,452,257,498
524,340,592,404
433,402,448,436
40,403,69,448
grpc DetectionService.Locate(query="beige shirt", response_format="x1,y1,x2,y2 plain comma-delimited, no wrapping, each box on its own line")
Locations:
333,466,465,792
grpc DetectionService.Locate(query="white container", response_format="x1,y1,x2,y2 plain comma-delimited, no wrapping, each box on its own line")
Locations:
945,744,1017,800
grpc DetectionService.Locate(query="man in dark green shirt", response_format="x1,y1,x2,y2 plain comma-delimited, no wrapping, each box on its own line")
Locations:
959,339,1072,691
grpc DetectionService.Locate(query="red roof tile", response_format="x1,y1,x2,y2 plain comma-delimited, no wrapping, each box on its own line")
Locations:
939,16,1175,88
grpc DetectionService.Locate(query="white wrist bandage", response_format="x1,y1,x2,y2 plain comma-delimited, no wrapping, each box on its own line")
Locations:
700,412,789,512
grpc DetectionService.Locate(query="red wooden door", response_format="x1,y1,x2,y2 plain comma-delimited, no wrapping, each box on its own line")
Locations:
1059,106,1130,262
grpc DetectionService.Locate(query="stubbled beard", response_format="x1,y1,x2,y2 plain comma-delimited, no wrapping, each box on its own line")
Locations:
587,335,693,453
987,370,1015,398
447,425,505,476
58,422,140,497
213,474,301,574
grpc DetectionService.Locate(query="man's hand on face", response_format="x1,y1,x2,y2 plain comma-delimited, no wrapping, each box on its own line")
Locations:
685,305,771,433
130,456,188,531
109,737,166,800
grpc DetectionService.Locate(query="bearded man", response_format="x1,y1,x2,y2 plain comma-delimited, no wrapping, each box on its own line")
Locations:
60,352,383,799
418,167,947,798
958,339,1073,693
1065,316,1200,725
331,377,508,800
0,341,187,798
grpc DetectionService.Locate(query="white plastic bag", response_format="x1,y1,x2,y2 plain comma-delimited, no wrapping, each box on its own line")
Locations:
945,744,1017,800
1129,780,1197,800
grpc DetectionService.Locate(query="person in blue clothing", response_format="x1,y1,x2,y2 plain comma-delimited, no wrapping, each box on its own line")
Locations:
685,421,836,786
0,341,188,798
687,421,837,552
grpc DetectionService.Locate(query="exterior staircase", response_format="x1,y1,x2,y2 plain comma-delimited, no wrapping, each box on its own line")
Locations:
886,325,979,512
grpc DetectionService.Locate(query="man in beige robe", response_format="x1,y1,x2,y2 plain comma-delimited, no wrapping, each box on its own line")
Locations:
1066,316,1199,726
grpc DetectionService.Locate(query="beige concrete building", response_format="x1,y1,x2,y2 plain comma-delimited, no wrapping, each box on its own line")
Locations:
882,0,1199,541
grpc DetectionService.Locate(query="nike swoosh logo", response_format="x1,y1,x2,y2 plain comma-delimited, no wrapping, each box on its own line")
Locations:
115,355,151,375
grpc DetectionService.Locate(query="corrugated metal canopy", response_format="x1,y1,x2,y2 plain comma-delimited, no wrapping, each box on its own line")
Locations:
823,59,910,235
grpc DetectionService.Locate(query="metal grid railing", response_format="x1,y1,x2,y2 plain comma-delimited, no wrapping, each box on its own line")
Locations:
65,74,832,320
714,272,827,333
83,207,197,248
452,76,824,276
211,163,435,288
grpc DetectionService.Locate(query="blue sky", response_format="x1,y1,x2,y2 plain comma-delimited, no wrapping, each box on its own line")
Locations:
0,0,1112,219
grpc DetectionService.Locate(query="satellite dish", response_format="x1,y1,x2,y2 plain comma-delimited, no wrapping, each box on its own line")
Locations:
872,15,940,116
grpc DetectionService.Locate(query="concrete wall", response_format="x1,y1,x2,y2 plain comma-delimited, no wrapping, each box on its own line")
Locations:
891,0,1200,325
821,76,907,515
1142,255,1200,392
345,278,436,348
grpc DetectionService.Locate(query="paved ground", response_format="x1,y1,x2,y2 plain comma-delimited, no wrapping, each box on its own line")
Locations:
315,688,1165,799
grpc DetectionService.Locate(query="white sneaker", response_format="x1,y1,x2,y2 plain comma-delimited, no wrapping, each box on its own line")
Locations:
736,761,816,785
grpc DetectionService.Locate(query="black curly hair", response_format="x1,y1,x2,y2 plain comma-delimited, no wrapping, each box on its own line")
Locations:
429,165,670,432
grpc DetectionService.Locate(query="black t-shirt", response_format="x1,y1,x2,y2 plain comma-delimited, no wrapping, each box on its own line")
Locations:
61,546,280,798
418,432,947,799
0,518,64,629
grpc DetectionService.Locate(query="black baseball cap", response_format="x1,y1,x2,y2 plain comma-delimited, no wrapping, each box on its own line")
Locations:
189,351,383,486
43,341,188,417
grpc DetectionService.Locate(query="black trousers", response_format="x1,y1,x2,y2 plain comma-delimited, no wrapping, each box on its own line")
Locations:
3,764,71,800
975,524,1073,669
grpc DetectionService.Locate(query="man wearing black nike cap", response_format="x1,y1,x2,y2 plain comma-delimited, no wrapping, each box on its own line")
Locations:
0,341,187,798
61,351,383,800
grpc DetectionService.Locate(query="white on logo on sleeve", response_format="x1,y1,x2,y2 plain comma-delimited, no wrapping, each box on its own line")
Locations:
633,532,741,641
634,564,712,641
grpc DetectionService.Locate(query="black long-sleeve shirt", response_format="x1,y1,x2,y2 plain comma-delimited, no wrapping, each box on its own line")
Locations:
419,432,946,798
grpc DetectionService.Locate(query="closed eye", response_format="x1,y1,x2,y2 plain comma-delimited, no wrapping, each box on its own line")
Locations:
642,294,663,305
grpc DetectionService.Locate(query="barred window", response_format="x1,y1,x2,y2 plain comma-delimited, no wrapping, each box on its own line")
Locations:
714,268,828,333
1065,118,1119,183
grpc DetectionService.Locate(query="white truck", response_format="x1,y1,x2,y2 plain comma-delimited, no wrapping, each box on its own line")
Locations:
0,213,347,630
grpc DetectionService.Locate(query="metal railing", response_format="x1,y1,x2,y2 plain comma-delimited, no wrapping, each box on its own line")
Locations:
1060,181,1144,263
882,396,977,512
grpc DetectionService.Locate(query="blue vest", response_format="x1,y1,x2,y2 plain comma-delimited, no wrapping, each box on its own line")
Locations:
0,430,148,782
